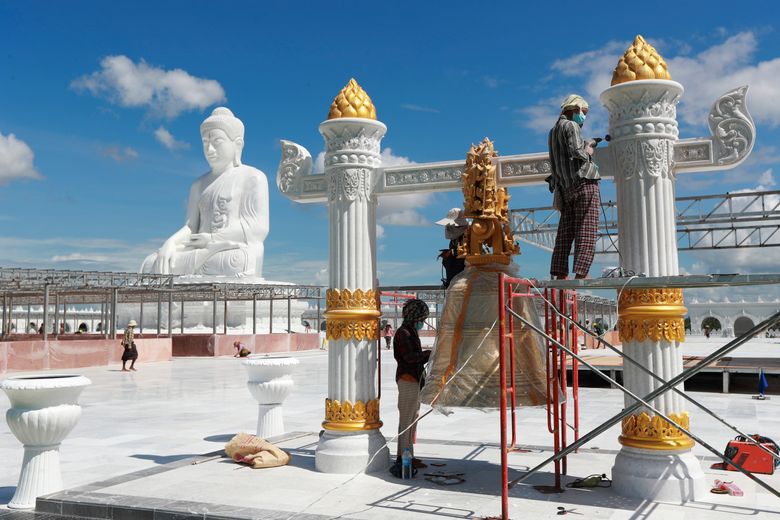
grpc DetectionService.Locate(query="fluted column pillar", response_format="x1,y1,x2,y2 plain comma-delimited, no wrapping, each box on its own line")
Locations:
602,74,705,500
315,114,389,473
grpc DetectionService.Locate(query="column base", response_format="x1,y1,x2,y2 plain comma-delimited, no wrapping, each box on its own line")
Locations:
9,445,63,509
256,404,284,439
612,446,705,502
315,429,389,474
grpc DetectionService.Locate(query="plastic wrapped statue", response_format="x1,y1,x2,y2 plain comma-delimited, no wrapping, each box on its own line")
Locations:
420,139,546,410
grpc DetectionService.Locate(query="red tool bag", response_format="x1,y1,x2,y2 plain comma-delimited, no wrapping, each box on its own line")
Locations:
712,435,779,475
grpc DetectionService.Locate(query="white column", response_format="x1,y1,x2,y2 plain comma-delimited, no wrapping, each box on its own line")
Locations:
315,117,389,473
602,79,705,501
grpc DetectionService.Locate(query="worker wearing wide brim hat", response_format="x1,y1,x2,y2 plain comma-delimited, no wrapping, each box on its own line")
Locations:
548,93,601,280
436,208,468,288
435,207,468,240
121,320,139,371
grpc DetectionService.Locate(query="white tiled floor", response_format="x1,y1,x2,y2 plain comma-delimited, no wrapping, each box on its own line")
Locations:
1,349,779,519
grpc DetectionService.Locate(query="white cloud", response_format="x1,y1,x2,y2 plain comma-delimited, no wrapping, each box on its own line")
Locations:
52,253,110,263
523,32,780,135
72,55,226,119
154,126,190,151
0,132,41,184
758,168,775,187
0,236,159,272
518,101,560,134
401,103,439,113
377,196,432,226
482,76,507,89
100,145,138,162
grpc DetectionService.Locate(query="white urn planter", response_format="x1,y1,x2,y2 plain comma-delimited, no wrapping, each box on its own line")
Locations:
243,356,299,438
1,374,91,509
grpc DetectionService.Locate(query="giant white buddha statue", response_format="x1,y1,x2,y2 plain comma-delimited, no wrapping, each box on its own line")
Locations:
141,107,269,278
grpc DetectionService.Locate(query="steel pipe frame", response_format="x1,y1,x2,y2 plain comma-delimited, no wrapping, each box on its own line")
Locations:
542,296,780,465
507,307,780,499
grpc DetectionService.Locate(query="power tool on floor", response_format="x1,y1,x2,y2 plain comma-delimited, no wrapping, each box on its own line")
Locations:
712,434,780,475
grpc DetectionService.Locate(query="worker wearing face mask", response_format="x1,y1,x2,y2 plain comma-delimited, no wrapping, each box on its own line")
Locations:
390,298,431,477
547,94,602,280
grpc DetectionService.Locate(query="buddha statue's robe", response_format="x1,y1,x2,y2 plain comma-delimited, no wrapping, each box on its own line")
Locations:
141,165,269,277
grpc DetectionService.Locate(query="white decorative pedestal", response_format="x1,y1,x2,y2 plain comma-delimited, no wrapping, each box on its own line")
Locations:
1,374,91,509
243,356,299,438
601,49,705,500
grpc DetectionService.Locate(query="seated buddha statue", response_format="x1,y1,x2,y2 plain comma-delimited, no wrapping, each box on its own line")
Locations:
141,107,269,278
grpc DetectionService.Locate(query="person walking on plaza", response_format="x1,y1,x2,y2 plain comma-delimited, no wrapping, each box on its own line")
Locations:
121,320,139,372
547,94,601,280
382,322,394,349
390,298,430,477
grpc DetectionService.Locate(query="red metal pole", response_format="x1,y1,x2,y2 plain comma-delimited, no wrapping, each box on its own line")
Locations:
559,290,568,475
571,290,580,445
508,282,518,450
498,273,510,520
545,289,554,434
550,290,561,490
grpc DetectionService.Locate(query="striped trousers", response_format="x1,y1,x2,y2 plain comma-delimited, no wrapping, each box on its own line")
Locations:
397,379,421,460
550,179,600,278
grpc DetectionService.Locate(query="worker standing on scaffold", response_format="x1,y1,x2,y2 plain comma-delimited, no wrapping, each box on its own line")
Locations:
547,94,601,280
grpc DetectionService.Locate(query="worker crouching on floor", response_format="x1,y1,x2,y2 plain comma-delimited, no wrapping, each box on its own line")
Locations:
390,298,430,478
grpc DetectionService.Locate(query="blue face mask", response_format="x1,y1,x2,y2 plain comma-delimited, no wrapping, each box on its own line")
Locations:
572,112,586,126
415,322,424,330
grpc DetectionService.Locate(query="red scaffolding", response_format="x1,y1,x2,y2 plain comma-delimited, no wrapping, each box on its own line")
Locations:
497,274,580,520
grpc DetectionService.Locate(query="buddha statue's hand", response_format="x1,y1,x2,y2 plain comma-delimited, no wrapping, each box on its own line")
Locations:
187,233,213,248
154,240,178,274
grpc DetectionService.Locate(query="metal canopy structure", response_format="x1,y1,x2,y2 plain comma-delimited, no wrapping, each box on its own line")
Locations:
511,189,780,253
0,267,324,340
0,268,322,304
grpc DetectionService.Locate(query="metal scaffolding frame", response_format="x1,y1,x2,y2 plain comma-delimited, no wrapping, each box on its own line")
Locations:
0,268,324,340
511,189,780,253
491,274,780,519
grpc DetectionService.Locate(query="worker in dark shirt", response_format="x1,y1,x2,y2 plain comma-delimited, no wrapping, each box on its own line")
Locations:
390,298,430,477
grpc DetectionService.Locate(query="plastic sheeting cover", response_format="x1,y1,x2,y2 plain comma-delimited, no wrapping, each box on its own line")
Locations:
420,264,548,410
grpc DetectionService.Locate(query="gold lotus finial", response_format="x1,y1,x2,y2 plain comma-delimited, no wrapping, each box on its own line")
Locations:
327,78,377,120
611,35,672,86
457,138,519,266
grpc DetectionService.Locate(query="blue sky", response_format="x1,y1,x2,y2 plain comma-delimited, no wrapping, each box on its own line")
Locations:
1,1,780,294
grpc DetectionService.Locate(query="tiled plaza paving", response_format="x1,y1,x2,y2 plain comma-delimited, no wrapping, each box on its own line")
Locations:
1,341,779,519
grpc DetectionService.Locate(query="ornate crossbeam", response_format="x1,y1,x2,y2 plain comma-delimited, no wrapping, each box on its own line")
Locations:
277,86,754,202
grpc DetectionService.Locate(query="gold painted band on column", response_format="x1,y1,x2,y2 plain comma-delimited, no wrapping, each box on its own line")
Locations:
617,288,687,343
323,398,383,431
620,411,694,450
324,288,380,341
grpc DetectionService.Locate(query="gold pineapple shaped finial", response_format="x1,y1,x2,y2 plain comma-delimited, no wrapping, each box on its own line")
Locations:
611,35,672,86
327,78,377,120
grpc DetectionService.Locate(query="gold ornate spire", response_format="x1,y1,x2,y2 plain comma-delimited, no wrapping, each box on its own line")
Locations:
327,78,377,120
457,138,519,266
611,35,672,86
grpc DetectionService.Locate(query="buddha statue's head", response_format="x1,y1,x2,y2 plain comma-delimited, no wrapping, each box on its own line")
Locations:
200,107,245,173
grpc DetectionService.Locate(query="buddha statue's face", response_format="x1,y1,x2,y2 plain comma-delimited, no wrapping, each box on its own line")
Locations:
202,129,240,173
